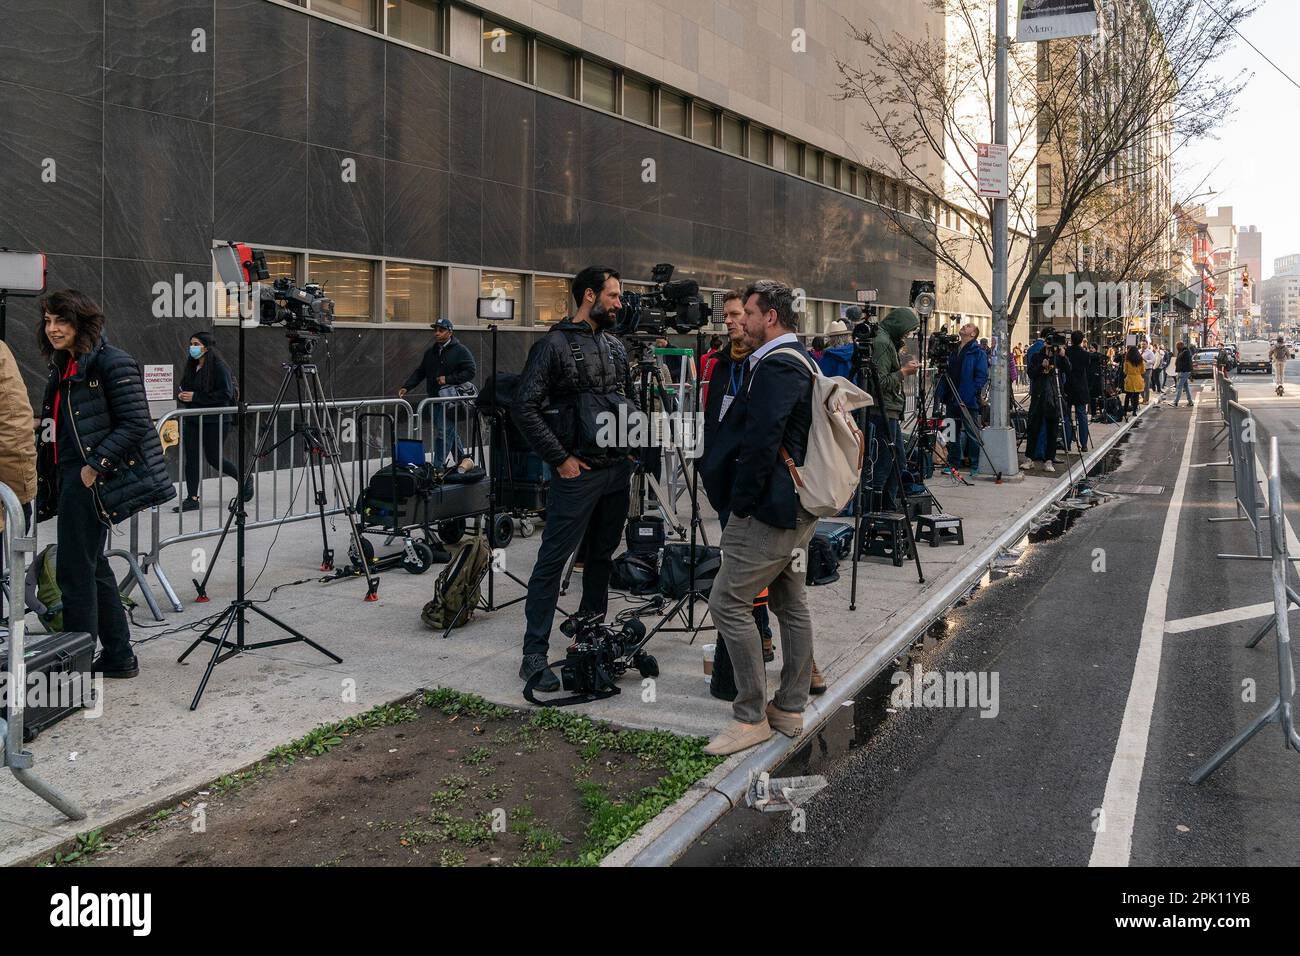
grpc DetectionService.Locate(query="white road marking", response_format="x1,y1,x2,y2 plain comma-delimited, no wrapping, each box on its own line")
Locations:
1164,602,1278,634
1089,391,1200,867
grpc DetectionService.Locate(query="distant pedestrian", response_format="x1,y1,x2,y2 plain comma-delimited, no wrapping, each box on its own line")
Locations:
809,336,827,362
1123,345,1145,419
1141,339,1156,404
1172,341,1194,407
1271,335,1289,392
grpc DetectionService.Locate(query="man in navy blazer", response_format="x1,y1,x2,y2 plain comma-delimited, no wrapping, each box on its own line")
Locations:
701,280,819,756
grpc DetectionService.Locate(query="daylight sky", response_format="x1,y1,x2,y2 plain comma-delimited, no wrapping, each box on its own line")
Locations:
1178,0,1300,279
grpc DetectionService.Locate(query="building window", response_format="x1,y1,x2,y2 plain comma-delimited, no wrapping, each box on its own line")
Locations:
533,275,572,325
582,59,617,111
311,0,377,29
1037,164,1052,207
482,19,527,81
721,114,744,155
659,89,688,136
692,102,716,146
749,125,772,165
623,76,653,123
384,263,440,325
785,138,801,176
387,0,441,52
1037,41,1050,81
535,41,574,97
822,156,838,188
805,149,821,182
308,256,375,323
480,270,524,320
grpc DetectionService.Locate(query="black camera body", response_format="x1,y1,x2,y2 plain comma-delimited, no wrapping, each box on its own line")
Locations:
616,263,712,336
259,276,335,334
927,326,961,365
555,613,658,697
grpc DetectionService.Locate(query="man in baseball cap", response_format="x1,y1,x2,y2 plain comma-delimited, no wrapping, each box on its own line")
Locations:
398,316,477,466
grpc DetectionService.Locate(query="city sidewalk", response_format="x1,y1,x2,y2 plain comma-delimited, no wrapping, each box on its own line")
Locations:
0,409,1141,865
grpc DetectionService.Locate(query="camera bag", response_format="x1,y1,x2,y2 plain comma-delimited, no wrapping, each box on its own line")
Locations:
659,544,722,599
0,630,96,742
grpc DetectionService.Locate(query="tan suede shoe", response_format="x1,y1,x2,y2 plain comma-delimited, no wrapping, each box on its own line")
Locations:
809,659,827,696
765,702,804,738
703,718,774,756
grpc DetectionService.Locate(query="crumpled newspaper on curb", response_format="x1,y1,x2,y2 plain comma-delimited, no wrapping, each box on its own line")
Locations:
746,771,828,813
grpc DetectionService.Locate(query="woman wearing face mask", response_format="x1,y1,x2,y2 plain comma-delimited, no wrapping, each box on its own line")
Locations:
175,331,247,512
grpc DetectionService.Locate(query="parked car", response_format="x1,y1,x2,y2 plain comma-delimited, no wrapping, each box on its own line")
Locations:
1191,350,1220,379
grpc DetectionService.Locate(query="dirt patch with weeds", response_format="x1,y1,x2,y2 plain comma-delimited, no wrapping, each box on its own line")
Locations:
53,690,720,868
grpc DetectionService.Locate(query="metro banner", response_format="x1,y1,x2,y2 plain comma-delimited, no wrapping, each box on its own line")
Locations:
1015,0,1100,42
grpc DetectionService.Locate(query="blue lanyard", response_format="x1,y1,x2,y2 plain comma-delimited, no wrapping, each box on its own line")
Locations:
727,362,742,397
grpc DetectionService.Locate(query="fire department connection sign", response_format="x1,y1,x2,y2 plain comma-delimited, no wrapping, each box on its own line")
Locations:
144,364,173,402
1015,0,1099,42
977,144,1009,200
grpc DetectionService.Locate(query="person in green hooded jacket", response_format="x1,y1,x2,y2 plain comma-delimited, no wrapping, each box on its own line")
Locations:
866,306,920,510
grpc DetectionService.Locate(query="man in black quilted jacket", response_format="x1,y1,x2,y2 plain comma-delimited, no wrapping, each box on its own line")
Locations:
513,266,634,693
34,290,175,678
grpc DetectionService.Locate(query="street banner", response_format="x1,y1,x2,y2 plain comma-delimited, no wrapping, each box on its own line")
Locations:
1015,0,1099,42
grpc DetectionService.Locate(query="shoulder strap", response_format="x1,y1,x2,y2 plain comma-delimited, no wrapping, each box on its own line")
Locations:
557,328,594,389
746,344,817,393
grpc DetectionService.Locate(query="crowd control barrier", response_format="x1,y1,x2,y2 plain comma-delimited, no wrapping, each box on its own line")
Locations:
0,480,86,820
1191,436,1300,783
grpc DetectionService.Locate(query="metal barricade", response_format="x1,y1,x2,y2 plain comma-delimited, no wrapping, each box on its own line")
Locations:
412,389,484,469
0,481,85,820
1191,436,1300,782
147,398,415,581
1211,400,1269,560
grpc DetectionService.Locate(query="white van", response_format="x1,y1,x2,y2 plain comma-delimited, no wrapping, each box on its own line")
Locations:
1236,340,1272,374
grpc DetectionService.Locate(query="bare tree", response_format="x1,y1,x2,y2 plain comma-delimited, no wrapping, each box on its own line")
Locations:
833,0,1256,334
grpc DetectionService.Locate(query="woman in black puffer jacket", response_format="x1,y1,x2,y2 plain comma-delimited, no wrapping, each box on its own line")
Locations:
34,289,174,678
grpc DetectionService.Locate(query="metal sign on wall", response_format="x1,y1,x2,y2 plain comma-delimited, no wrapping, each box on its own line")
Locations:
1015,0,1099,42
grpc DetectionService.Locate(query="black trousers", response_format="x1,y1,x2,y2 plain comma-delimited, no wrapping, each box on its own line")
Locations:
182,416,240,499
523,459,632,658
56,461,132,661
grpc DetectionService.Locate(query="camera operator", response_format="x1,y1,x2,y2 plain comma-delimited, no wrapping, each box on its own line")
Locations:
936,322,988,470
34,290,175,678
701,280,817,756
397,317,476,467
514,267,634,693
866,307,920,509
1061,330,1092,452
1024,331,1071,472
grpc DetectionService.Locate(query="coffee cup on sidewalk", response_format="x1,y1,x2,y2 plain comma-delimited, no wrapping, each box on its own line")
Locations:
703,644,716,676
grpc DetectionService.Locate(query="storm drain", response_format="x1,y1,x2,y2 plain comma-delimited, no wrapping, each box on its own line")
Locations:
1105,483,1166,495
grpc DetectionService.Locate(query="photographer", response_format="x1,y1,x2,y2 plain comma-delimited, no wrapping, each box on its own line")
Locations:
1024,331,1071,473
398,317,476,467
702,280,817,756
936,322,988,470
1061,330,1092,452
866,307,920,509
34,290,174,678
514,267,634,693
175,331,246,512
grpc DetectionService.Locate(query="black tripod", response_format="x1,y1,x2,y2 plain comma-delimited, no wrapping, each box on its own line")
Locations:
934,366,1003,484
178,331,368,709
192,334,378,602
849,352,925,608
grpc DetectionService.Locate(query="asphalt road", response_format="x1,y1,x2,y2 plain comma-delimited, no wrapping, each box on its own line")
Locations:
698,366,1300,867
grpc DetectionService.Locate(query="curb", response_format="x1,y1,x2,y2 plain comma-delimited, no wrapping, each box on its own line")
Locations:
603,395,1164,866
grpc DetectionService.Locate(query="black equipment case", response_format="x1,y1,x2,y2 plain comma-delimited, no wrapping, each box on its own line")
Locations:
0,631,96,742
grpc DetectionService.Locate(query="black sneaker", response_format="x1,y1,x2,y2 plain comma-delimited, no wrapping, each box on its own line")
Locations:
173,497,200,513
92,652,140,679
519,653,559,692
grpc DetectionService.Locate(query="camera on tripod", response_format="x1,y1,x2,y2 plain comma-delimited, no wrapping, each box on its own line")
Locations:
258,276,335,335
927,325,961,364
615,263,712,337
554,612,659,696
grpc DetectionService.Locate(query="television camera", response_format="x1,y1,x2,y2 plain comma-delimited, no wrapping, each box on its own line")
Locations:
615,262,712,337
